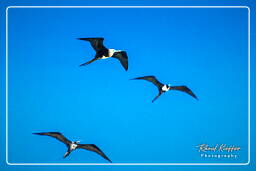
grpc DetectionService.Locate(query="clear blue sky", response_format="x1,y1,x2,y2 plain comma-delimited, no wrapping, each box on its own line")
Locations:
1,0,255,171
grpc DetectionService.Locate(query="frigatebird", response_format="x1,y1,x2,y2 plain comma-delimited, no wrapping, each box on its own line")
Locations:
33,132,112,162
77,38,128,71
131,76,198,103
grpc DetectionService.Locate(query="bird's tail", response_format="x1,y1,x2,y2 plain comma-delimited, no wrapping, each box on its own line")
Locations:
79,58,98,67
152,92,162,103
63,149,71,158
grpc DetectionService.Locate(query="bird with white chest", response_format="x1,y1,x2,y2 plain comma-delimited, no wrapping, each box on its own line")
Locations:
77,38,128,71
131,76,198,103
69,141,79,150
33,132,112,162
161,84,171,92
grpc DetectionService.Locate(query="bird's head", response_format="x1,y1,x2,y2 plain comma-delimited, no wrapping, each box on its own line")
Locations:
167,84,171,88
74,141,80,144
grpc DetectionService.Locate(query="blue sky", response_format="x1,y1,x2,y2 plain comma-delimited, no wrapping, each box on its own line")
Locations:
1,0,256,171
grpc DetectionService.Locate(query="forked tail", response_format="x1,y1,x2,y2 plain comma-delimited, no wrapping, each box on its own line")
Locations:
63,149,71,158
79,58,98,67
152,92,162,103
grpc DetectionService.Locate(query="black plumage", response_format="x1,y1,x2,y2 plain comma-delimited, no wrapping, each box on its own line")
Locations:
77,37,128,71
33,132,112,162
112,51,128,71
78,38,107,52
33,132,71,147
131,76,198,102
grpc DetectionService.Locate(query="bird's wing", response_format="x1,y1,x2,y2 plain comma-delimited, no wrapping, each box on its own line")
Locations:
77,38,107,52
33,132,72,147
112,51,128,71
170,86,198,100
77,144,112,163
131,76,164,90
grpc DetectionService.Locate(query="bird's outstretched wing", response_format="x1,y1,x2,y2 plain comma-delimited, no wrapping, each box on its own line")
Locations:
112,51,128,71
33,132,72,147
77,144,112,163
170,86,198,100
77,38,107,52
131,76,164,90
79,57,99,67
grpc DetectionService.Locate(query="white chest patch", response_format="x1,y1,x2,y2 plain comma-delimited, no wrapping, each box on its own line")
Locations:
162,85,170,92
108,49,115,57
70,143,78,150
101,55,110,59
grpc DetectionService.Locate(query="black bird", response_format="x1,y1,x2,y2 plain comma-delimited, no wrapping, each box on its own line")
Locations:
131,76,198,103
33,132,112,163
77,38,128,71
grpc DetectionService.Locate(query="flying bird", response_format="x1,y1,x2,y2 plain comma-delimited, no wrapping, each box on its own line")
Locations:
131,76,198,103
33,132,112,162
77,37,128,71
